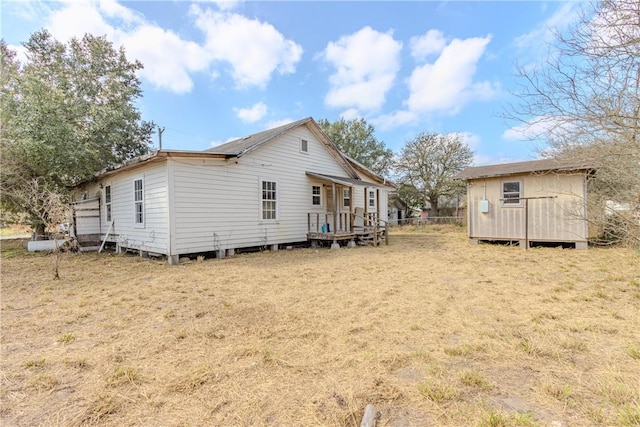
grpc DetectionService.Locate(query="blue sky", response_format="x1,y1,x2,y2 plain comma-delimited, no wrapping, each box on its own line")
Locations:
2,0,581,166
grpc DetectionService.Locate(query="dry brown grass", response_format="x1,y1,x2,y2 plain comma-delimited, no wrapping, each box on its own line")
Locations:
1,225,639,426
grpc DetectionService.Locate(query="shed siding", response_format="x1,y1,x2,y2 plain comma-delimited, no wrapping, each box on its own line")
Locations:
467,171,587,242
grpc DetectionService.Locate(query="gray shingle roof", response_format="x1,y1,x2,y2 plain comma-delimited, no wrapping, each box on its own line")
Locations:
455,158,594,180
205,117,312,156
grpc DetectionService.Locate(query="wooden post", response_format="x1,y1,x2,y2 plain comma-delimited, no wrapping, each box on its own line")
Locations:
524,198,529,250
374,223,378,246
349,187,354,232
332,182,337,235
307,213,310,234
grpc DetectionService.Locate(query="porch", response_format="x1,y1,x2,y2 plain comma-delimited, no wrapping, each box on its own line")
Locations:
306,212,387,246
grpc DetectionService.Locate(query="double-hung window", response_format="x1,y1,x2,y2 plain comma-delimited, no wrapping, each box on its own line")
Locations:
368,190,375,208
312,185,321,206
105,185,112,222
261,180,277,220
134,178,144,225
343,188,351,207
502,181,522,206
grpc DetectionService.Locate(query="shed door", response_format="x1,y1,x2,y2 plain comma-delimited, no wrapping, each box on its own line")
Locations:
72,198,101,244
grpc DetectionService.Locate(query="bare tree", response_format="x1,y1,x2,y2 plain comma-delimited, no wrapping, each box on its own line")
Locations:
507,0,640,246
394,133,473,216
4,177,70,279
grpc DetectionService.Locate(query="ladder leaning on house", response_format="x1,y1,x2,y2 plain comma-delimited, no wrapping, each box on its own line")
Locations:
98,220,114,253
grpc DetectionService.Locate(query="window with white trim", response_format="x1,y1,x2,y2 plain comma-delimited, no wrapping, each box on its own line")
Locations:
261,180,277,220
300,138,308,153
105,185,112,222
502,181,522,205
368,190,375,208
134,178,144,225
343,188,351,207
312,185,321,206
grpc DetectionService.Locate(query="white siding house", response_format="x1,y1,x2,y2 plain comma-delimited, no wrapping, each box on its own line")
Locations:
70,118,393,263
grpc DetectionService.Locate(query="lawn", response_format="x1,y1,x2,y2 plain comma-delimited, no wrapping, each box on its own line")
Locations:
1,226,639,426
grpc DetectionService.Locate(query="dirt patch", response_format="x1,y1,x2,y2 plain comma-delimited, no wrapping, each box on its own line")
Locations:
1,226,639,426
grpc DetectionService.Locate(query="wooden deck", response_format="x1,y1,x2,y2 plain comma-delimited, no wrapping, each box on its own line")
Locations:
307,212,388,246
307,231,356,241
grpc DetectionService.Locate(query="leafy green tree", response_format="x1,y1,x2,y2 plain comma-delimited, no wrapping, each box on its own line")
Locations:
394,133,473,216
318,117,393,176
1,30,154,233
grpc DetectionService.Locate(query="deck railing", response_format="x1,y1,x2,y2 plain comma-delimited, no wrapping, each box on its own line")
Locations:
307,212,389,245
307,212,353,234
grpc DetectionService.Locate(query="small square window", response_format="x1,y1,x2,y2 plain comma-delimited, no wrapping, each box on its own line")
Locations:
502,181,522,205
312,185,321,205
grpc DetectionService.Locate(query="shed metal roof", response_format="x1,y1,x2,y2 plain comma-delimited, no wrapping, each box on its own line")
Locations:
455,158,594,180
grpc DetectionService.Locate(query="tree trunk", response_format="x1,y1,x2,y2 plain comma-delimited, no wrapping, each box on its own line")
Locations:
429,198,439,217
33,222,46,240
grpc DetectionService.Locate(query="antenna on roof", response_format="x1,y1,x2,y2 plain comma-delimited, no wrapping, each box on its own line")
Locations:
157,126,165,150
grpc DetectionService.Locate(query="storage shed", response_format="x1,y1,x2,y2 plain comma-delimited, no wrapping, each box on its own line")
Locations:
455,159,594,249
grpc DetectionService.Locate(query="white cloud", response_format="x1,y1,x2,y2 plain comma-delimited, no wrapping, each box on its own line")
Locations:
340,109,361,121
234,102,268,123
47,1,116,41
43,1,209,93
3,0,52,21
371,33,497,130
372,110,417,131
97,0,143,23
265,118,295,129
8,44,29,64
192,6,303,88
406,35,497,115
514,3,578,49
322,26,402,112
502,116,574,141
452,131,481,151
192,0,244,11
513,3,581,66
36,0,300,93
410,29,446,60
121,26,210,93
